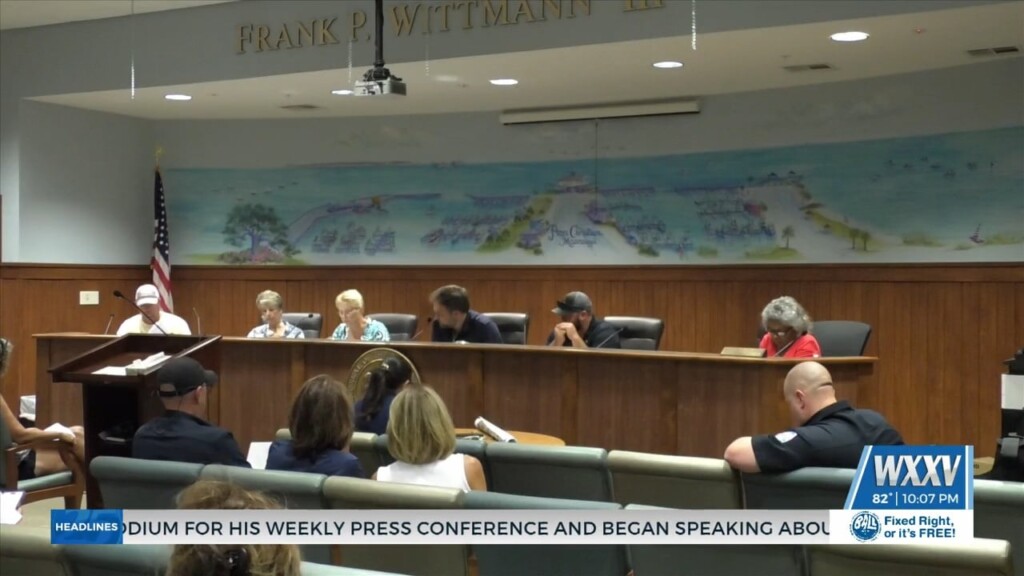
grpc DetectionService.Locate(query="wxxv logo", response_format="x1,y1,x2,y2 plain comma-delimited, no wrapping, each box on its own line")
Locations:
846,446,974,511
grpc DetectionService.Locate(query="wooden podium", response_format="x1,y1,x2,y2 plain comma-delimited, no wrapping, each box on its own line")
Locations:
49,334,221,507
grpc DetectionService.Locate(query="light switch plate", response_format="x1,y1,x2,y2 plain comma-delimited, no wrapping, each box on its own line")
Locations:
79,291,99,305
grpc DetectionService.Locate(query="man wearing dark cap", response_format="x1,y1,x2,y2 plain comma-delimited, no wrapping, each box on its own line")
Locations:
547,291,621,349
132,357,250,467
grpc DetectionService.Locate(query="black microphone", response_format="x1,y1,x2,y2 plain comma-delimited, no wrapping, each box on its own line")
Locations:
592,327,624,349
112,290,168,335
102,313,115,335
192,307,202,335
409,317,432,342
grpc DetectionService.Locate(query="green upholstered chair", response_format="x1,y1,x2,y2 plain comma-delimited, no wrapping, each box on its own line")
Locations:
62,543,172,576
974,479,1024,571
276,429,378,479
741,467,854,509
464,491,629,576
0,526,72,576
627,504,805,576
484,443,612,501
806,538,1014,576
1,414,84,509
90,456,202,510
608,450,742,509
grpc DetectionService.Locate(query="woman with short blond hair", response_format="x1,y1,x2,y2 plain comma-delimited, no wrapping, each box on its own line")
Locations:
330,289,389,341
373,384,487,492
247,290,304,339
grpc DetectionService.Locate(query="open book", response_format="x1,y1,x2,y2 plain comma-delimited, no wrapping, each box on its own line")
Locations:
474,417,517,443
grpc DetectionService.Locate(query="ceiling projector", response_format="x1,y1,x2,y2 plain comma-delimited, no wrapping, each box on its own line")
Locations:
355,69,406,96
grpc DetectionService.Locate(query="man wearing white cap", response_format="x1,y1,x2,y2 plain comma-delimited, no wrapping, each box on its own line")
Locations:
115,284,191,336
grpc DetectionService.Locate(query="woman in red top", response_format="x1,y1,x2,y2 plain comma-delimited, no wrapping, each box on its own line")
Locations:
759,296,821,358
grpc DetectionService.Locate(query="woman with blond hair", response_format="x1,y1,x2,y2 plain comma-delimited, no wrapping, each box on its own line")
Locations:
247,290,304,339
168,480,301,576
373,384,487,492
330,289,389,341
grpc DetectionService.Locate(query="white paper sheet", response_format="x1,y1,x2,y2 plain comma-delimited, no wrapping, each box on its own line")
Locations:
247,442,271,470
0,491,25,525
1002,374,1024,409
92,366,127,376
44,422,75,439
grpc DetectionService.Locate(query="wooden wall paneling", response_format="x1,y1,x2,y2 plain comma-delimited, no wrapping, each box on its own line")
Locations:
875,284,918,442
219,341,297,448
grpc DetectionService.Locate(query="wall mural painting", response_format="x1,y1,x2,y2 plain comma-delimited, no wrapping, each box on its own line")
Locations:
166,126,1023,265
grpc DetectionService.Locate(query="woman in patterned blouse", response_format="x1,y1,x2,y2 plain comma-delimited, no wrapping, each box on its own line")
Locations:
331,289,390,341
247,290,305,339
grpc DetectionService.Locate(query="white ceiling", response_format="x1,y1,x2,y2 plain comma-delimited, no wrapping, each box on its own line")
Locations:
28,2,1024,120
0,0,234,30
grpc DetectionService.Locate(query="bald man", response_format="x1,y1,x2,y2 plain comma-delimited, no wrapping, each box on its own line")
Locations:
724,361,903,473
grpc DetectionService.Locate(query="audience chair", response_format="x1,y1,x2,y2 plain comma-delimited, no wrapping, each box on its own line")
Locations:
323,476,468,576
1,414,84,509
0,526,71,576
276,428,379,479
741,468,854,510
283,312,325,339
62,544,172,576
367,314,418,341
481,313,530,345
974,478,1024,571
628,504,806,576
603,316,665,351
811,321,872,356
806,538,1014,576
464,491,629,576
608,451,742,509
91,456,202,509
485,443,613,501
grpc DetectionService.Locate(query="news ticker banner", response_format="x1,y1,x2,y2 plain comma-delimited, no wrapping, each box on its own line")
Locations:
51,445,975,546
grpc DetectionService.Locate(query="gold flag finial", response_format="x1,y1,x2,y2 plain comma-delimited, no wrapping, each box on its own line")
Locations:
155,146,164,167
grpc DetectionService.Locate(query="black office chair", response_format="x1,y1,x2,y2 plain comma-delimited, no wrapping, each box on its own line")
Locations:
811,321,872,356
367,313,419,341
603,316,665,351
482,313,530,345
283,312,323,339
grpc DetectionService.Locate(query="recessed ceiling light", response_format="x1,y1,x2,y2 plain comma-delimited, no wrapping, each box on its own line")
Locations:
830,31,869,42
653,61,683,69
331,89,354,96
489,79,519,86
164,94,192,101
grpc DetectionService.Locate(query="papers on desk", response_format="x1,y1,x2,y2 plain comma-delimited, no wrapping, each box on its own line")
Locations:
92,352,172,376
247,442,271,470
0,491,25,525
92,366,128,376
475,417,517,443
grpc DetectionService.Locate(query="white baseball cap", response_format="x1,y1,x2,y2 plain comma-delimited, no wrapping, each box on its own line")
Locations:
135,284,160,306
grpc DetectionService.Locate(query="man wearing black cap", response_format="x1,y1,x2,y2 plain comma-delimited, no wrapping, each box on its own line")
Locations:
547,291,621,349
132,357,250,467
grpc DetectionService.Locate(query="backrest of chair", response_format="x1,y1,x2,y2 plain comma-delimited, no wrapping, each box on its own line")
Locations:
200,465,327,509
464,492,628,576
0,526,71,576
91,456,203,509
372,434,396,467
0,409,12,490
481,313,530,345
283,313,324,338
603,316,665,351
62,544,172,576
485,443,612,501
974,479,1024,571
323,476,464,509
608,451,742,509
626,504,806,576
367,314,418,341
742,468,854,510
806,538,1014,576
811,321,872,356
454,438,490,486
350,433,379,479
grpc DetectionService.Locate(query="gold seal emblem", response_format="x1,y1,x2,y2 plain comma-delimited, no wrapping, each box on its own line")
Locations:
346,347,420,400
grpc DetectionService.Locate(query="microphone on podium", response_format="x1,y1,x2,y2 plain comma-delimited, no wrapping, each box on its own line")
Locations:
102,314,115,335
192,307,202,335
112,289,168,335
593,327,624,349
409,317,432,342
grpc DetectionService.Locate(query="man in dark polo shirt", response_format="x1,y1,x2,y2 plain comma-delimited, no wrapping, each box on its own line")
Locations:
430,284,503,344
724,361,902,473
546,291,621,349
132,357,250,467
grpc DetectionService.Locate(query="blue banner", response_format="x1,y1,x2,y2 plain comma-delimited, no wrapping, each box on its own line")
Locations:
844,445,974,511
51,509,124,545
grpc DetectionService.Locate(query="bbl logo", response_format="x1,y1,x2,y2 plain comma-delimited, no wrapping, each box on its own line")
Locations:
850,511,881,542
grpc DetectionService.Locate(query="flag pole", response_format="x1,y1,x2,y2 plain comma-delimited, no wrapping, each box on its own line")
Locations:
155,146,164,170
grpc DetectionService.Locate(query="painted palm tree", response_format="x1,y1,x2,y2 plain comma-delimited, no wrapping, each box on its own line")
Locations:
781,225,795,249
850,228,860,250
861,230,872,251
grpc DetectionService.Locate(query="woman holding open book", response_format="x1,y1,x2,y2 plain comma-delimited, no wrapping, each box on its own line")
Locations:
374,384,487,492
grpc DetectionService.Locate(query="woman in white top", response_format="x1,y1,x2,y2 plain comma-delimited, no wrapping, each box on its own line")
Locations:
374,384,487,492
247,290,305,339
330,289,390,341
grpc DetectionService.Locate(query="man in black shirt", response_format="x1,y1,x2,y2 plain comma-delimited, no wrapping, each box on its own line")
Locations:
724,361,903,473
429,284,503,344
132,357,250,467
546,291,621,349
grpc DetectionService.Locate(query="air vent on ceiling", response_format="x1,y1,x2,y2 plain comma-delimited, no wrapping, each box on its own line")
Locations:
967,46,1020,57
279,104,321,111
783,63,835,72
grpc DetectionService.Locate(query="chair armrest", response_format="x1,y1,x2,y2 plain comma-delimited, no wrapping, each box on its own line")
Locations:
3,439,83,487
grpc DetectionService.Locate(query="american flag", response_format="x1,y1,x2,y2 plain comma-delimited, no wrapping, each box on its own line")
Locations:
152,169,174,313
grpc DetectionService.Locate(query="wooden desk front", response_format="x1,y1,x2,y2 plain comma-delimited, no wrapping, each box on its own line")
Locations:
35,335,876,458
